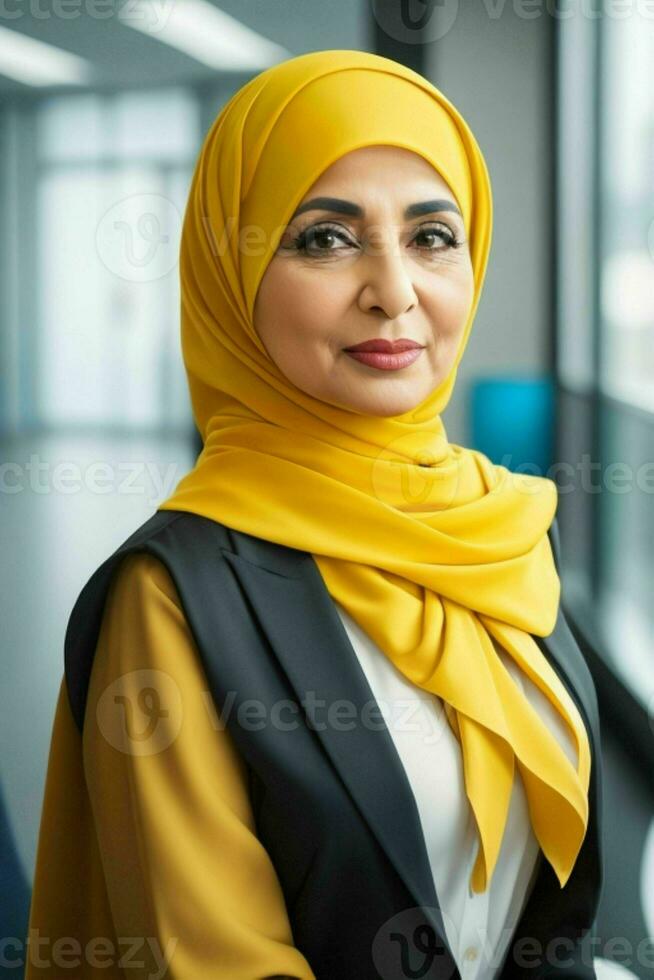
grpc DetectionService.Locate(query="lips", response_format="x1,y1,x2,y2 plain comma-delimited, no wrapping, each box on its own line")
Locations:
343,338,424,353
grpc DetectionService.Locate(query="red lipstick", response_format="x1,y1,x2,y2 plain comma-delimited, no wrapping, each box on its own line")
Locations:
343,337,425,371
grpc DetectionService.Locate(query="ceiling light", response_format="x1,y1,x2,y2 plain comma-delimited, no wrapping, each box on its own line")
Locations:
119,0,290,71
0,25,92,87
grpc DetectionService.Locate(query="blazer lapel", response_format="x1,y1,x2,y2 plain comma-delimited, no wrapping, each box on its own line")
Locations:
219,523,601,966
534,605,601,766
219,531,456,962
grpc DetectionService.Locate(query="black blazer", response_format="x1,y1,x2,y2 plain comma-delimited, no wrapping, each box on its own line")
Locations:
65,509,604,980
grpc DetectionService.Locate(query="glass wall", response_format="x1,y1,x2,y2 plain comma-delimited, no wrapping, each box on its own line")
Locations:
556,0,654,708
599,13,654,413
35,88,198,432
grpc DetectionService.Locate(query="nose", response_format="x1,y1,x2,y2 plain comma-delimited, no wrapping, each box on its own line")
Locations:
357,236,418,320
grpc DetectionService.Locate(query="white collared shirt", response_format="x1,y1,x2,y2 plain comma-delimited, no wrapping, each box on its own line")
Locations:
333,601,578,980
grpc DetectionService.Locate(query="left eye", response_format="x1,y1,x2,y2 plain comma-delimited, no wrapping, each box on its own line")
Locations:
413,224,457,249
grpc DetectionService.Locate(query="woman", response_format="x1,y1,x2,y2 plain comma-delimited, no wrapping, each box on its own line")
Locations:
27,50,603,979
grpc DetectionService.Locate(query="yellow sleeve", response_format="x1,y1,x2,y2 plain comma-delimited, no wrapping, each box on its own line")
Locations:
25,675,121,979
83,551,316,980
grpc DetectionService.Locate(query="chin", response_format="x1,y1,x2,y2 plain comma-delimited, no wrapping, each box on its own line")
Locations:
315,376,431,417
351,396,424,417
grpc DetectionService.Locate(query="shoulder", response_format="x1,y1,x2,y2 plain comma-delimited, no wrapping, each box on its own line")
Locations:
114,507,234,559
95,551,194,683
66,510,238,735
93,508,237,621
108,550,182,612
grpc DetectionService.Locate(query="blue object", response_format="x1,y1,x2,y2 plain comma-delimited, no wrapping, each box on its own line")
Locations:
0,781,30,976
469,375,555,477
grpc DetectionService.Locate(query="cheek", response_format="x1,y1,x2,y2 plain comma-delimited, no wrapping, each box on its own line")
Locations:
264,266,351,342
424,267,475,336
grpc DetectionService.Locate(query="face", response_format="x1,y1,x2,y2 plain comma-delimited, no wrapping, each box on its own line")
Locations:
253,144,475,417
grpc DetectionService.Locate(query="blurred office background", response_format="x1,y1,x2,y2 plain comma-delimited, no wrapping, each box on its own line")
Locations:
1,0,652,976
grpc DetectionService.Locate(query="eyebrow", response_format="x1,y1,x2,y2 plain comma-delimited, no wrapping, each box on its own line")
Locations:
290,196,462,221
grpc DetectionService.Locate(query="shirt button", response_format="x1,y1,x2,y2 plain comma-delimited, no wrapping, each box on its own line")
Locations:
464,946,479,961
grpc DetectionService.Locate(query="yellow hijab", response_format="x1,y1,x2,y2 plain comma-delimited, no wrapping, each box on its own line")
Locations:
158,49,590,894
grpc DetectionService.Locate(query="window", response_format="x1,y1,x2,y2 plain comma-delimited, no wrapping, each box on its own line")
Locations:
555,2,654,708
599,10,654,413
35,89,199,431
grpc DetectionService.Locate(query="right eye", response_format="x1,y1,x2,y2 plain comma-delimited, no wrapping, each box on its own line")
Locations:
292,223,357,256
